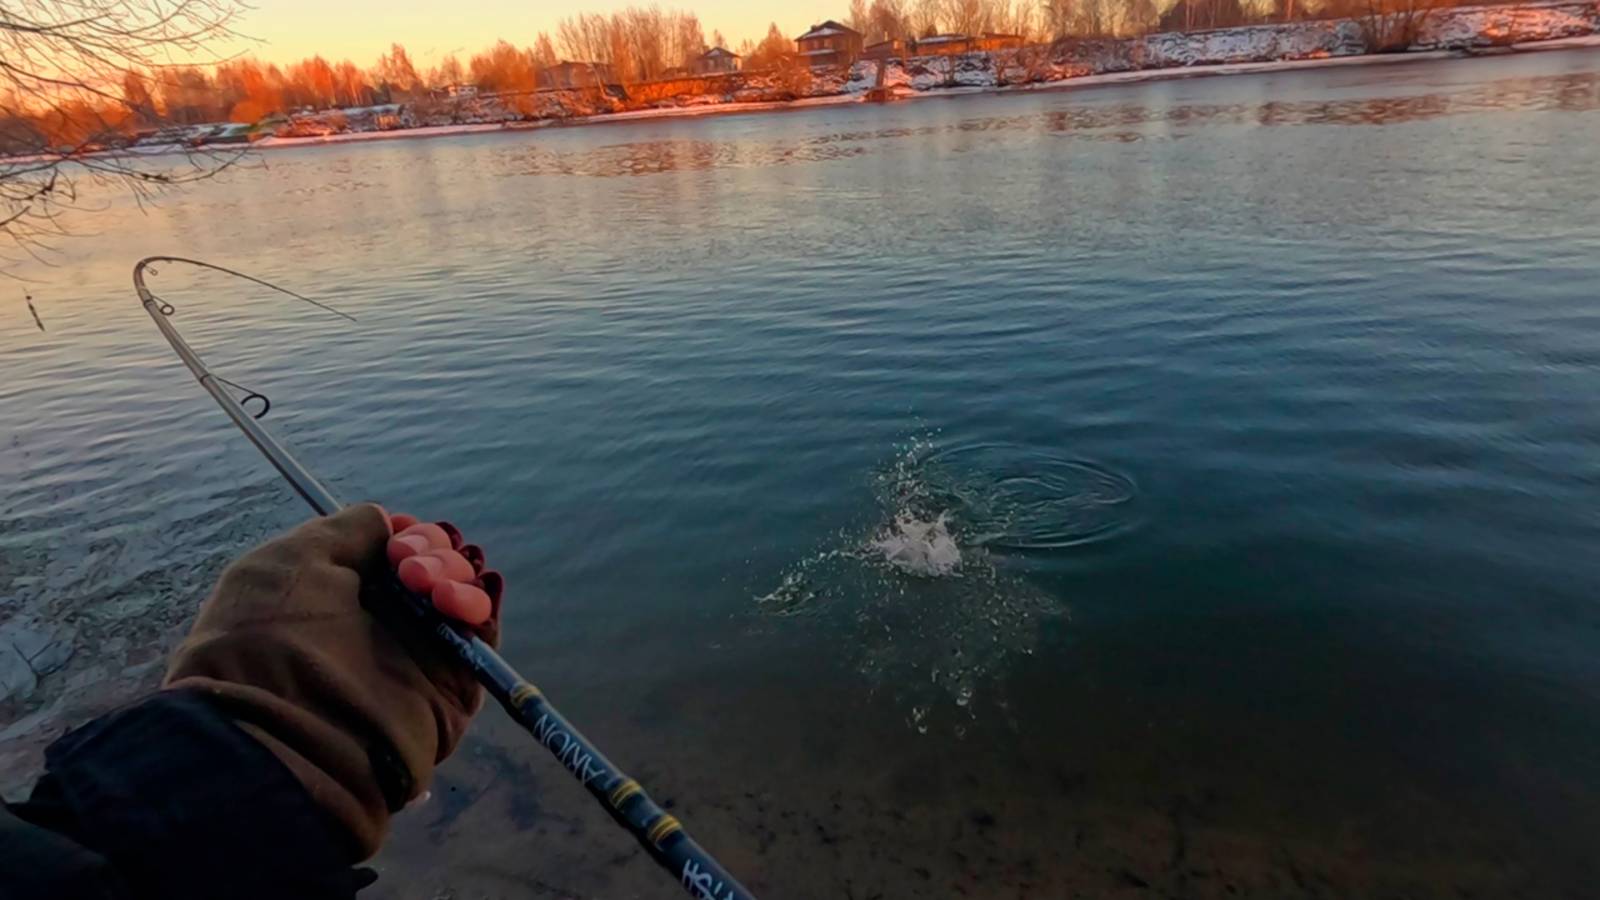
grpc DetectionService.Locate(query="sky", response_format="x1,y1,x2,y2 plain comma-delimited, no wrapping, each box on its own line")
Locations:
215,0,848,67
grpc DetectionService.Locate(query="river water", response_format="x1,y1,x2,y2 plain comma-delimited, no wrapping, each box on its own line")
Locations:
4,49,1600,898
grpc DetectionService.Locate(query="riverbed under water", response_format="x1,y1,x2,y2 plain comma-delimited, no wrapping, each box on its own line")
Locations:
3,49,1600,898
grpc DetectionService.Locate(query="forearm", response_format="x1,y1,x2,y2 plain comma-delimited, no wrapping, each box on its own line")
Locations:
1,690,368,900
0,505,506,900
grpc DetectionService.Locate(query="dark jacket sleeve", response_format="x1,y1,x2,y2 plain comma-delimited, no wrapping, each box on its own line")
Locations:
0,689,375,900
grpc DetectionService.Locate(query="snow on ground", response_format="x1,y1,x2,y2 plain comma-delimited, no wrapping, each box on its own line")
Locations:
256,121,536,149
999,46,1457,92
847,0,1600,95
1417,0,1600,47
580,93,858,124
1516,32,1600,48
253,95,863,149
1137,18,1366,66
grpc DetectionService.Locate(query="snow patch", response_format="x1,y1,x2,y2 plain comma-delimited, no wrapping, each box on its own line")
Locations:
846,1,1600,95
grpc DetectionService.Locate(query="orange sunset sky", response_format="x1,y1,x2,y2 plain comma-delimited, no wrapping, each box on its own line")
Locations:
214,0,849,66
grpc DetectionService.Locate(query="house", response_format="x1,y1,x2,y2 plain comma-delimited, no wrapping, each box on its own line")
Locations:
911,33,976,55
909,32,1027,56
862,38,908,61
795,20,864,68
540,61,619,90
694,46,741,74
975,32,1025,51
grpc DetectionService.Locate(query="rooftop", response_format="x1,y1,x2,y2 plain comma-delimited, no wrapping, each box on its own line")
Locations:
796,20,860,41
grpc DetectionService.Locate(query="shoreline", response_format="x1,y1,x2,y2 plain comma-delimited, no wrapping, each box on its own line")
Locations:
13,30,1598,162
252,94,864,149
247,35,1600,151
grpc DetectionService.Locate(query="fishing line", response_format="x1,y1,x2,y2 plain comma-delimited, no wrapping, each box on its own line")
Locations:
134,256,754,900
25,292,45,331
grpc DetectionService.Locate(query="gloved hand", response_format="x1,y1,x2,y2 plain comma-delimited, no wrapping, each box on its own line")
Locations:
163,503,504,859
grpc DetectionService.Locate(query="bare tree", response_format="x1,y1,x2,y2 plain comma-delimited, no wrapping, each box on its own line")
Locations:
939,0,990,35
671,12,707,71
867,0,913,43
849,0,873,36
1040,0,1076,38
120,70,156,124
158,66,220,123
0,0,247,263
988,0,1039,38
469,41,541,92
427,55,465,90
1122,0,1159,34
1155,0,1249,32
532,33,559,70
744,22,793,70
554,6,707,84
558,12,613,65
1351,0,1443,51
911,0,944,36
374,43,423,96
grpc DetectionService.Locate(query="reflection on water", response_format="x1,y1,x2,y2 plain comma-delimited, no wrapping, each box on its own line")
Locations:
494,68,1600,178
494,137,871,177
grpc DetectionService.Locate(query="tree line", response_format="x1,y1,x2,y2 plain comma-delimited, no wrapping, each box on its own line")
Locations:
832,0,1463,51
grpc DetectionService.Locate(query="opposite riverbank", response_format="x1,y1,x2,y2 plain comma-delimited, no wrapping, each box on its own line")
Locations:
253,31,1600,150
241,0,1600,150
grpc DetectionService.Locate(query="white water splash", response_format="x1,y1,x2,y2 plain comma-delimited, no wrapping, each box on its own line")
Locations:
873,513,962,577
755,438,1074,727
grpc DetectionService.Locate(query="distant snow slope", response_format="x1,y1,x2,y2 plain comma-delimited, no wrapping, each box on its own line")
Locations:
846,1,1600,93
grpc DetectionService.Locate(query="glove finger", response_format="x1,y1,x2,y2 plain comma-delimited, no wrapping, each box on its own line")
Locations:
390,512,421,532
437,521,465,551
397,554,445,593
396,522,454,550
420,547,476,582
387,523,456,567
479,570,504,619
433,580,492,626
387,533,433,566
460,543,485,574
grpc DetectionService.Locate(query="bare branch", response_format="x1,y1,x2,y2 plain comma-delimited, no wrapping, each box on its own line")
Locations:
0,0,246,267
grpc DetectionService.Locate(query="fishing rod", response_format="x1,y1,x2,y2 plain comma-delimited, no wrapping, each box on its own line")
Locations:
134,256,754,900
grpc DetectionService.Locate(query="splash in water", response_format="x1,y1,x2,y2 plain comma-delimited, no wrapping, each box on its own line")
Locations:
756,438,1137,731
873,513,961,577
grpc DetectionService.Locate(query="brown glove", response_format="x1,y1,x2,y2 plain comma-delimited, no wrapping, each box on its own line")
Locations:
164,503,504,859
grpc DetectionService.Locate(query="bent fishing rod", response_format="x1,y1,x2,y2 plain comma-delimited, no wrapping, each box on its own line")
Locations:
134,256,754,900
